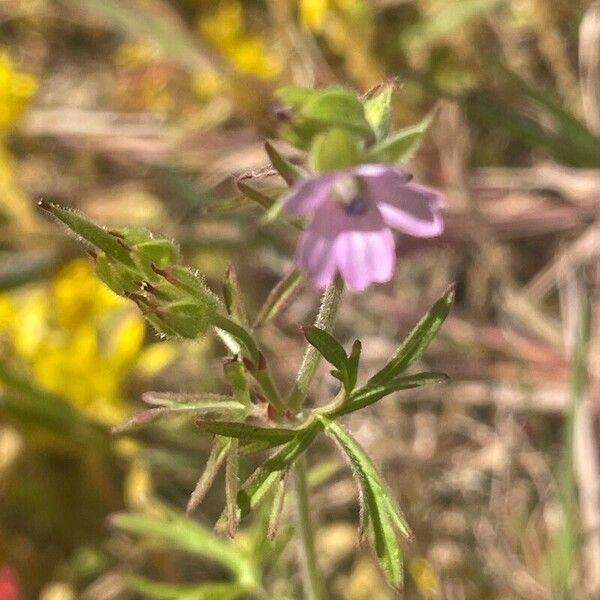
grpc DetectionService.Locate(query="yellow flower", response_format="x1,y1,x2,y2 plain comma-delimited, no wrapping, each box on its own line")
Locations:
0,53,38,134
196,1,282,80
0,260,174,425
300,0,329,31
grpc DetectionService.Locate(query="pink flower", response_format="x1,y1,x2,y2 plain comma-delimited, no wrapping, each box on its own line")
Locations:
281,165,445,291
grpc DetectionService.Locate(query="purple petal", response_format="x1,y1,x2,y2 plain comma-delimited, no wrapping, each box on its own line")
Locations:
295,229,338,288
295,198,396,290
351,163,412,185
280,173,339,215
334,228,395,291
377,182,445,237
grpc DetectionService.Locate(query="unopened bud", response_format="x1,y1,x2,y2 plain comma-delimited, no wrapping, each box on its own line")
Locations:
95,254,139,295
154,300,216,339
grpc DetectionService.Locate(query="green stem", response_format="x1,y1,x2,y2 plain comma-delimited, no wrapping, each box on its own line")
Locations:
288,275,344,600
292,458,326,600
212,312,261,363
212,312,282,411
287,275,344,412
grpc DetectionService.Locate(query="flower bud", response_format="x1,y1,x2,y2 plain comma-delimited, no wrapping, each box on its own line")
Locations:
95,253,140,295
154,300,217,339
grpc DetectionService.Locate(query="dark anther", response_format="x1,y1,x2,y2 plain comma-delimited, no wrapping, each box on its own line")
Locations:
344,197,369,217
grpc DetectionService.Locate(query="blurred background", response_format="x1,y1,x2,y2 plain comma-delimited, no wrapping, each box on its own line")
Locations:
1,0,599,598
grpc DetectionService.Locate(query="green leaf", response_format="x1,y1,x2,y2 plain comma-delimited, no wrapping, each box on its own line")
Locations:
303,325,349,373
309,127,360,172
223,264,248,326
275,85,319,109
319,417,410,588
110,510,250,578
264,141,304,185
112,397,246,434
300,88,373,139
365,115,432,164
369,285,454,385
38,201,135,266
364,85,394,140
236,180,277,211
347,340,362,393
225,440,240,537
235,423,321,519
334,372,449,417
253,269,303,328
223,359,252,408
196,420,300,444
187,437,231,515
141,392,236,407
267,471,288,540
127,577,252,600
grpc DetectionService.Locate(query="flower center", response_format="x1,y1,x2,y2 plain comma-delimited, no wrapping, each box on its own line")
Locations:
343,196,369,217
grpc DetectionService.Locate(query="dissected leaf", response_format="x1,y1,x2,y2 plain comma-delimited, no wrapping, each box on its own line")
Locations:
369,285,454,385
235,423,321,520
320,417,410,588
333,372,449,417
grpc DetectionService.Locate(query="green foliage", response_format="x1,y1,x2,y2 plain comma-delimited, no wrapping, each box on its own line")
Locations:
319,416,412,588
223,264,249,326
369,285,455,385
265,141,304,185
127,577,252,600
38,80,455,594
111,509,259,589
112,394,247,434
309,127,360,172
364,84,394,141
303,325,359,393
365,114,433,164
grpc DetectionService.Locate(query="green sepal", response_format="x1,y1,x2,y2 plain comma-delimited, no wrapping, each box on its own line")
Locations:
309,127,360,172
365,114,433,164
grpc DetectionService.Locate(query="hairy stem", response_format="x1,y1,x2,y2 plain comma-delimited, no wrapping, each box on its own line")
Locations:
212,312,282,411
288,275,344,600
287,275,344,412
292,458,326,600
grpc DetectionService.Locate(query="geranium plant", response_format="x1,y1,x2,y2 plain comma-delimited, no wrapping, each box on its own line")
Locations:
39,82,453,599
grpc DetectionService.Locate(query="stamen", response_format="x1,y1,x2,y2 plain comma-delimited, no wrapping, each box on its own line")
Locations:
344,197,368,216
